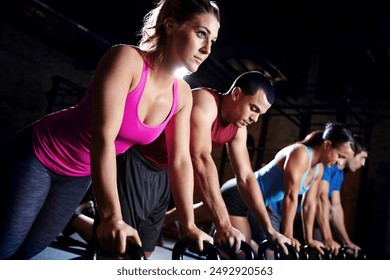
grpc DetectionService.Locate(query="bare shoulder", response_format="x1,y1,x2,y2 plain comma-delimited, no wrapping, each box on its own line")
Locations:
276,143,309,166
192,87,217,108
290,143,311,159
100,45,144,70
106,44,143,59
174,79,192,111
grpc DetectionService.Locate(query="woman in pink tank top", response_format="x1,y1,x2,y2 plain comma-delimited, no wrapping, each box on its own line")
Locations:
0,0,220,260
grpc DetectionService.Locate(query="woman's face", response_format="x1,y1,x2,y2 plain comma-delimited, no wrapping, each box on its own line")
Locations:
167,13,219,73
322,141,355,167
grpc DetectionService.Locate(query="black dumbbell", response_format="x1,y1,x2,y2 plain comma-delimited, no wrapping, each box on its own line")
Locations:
258,240,300,260
85,235,146,260
340,247,367,260
300,245,332,260
217,240,255,260
172,238,220,260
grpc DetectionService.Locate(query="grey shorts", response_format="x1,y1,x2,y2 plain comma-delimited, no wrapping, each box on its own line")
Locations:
221,180,281,244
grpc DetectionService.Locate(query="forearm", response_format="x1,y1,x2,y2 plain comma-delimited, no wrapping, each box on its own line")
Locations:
169,158,197,232
193,156,232,230
302,201,317,243
316,196,333,241
91,141,122,221
238,177,275,236
281,195,298,238
330,205,352,244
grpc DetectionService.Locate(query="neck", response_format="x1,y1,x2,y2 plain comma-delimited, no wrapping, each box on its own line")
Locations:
219,94,230,125
310,144,323,166
148,53,176,86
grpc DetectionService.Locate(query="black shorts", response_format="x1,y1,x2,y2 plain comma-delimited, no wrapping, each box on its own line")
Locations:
116,147,170,252
221,179,248,217
221,179,281,244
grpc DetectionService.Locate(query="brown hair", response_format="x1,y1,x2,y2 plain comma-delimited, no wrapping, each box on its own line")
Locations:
138,0,220,68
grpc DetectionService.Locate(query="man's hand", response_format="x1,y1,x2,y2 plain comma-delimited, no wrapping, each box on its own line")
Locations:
307,239,326,255
323,238,341,256
344,242,361,258
214,226,245,254
183,226,214,253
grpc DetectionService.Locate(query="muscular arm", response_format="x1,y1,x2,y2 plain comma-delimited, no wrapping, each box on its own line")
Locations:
190,89,243,252
330,191,360,254
301,165,329,254
166,84,213,251
90,46,142,255
316,179,333,242
315,177,340,254
228,128,291,253
280,145,311,250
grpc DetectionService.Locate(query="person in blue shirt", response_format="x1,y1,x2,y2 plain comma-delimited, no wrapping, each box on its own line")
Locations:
316,136,368,257
221,122,356,254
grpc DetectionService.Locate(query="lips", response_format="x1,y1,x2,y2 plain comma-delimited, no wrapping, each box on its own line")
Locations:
194,56,203,64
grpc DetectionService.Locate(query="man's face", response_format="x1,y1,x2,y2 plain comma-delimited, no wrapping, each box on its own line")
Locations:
338,150,368,172
229,88,272,128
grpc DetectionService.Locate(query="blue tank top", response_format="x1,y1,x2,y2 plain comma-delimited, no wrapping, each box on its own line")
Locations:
256,145,319,206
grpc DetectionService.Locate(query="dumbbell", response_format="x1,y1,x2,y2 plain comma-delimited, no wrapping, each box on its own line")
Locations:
217,240,255,260
258,240,300,260
85,235,146,260
172,238,220,260
300,245,333,260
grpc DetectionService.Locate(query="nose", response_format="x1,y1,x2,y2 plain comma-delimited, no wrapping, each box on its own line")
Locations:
249,113,260,123
200,40,212,55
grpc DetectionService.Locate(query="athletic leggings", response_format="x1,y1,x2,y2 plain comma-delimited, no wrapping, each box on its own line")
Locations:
0,125,91,259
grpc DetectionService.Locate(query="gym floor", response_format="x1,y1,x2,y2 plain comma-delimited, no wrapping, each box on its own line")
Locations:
31,233,185,260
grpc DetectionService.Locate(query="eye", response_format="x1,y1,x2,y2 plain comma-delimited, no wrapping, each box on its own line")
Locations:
196,31,206,39
250,105,260,113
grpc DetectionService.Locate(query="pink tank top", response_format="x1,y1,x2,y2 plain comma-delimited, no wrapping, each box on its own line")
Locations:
135,88,238,169
32,59,178,176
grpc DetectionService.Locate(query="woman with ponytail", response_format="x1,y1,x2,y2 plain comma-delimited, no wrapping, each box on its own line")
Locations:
0,0,220,259
221,122,356,255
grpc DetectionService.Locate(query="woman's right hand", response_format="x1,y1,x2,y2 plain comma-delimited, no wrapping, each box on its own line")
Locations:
307,239,326,255
96,218,142,258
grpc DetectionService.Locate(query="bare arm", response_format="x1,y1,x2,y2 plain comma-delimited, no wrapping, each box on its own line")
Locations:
90,46,142,256
315,177,340,254
190,89,243,252
281,145,311,251
228,128,291,254
330,191,361,256
166,84,213,252
301,165,328,254
316,179,333,241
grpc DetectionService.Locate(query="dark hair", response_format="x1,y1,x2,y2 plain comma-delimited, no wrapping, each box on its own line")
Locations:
227,71,275,104
353,134,368,155
300,122,355,150
300,130,324,147
139,0,220,67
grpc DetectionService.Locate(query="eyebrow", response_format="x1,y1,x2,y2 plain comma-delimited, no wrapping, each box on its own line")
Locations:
196,25,218,40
